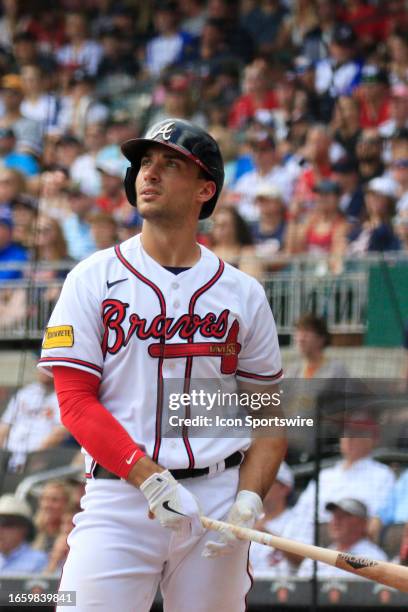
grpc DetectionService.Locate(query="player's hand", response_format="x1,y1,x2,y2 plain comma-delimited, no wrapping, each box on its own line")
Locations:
140,470,204,537
202,490,263,558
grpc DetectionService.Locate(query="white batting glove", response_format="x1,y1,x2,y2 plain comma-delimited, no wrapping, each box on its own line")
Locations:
140,470,204,537
202,490,263,558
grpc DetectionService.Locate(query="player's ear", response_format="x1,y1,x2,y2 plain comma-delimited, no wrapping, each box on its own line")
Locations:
197,180,216,204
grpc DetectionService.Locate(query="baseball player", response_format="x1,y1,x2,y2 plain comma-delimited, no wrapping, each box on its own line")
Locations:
39,119,286,611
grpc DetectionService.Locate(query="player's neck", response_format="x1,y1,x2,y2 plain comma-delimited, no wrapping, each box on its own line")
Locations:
140,224,201,267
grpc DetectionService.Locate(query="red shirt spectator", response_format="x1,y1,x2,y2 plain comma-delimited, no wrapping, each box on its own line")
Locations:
341,1,384,45
228,60,278,129
356,65,391,129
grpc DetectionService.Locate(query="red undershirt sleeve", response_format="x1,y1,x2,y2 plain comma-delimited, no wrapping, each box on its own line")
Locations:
53,366,145,479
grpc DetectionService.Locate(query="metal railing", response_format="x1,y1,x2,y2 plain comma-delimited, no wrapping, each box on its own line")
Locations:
0,255,407,340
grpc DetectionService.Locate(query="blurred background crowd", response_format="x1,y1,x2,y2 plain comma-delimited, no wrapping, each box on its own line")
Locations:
0,0,407,593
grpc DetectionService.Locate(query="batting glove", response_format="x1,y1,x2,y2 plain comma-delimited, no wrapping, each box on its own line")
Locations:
202,490,263,558
140,470,204,537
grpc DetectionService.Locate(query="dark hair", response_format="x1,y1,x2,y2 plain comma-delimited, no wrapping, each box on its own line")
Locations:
215,207,253,246
295,314,331,347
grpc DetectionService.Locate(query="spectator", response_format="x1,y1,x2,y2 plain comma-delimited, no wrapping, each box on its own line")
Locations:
349,177,400,253
241,0,288,57
32,480,74,554
180,0,207,36
0,495,48,575
357,65,390,129
10,194,38,249
356,129,385,184
314,23,362,121
11,31,57,75
286,179,350,266
19,64,63,135
209,205,260,275
0,206,27,329
0,126,16,160
62,184,96,261
144,1,197,77
232,132,294,221
291,124,333,216
0,74,43,155
0,207,28,280
56,12,104,76
331,96,362,160
380,87,408,145
301,0,338,63
206,0,254,64
44,507,75,576
390,134,408,207
378,468,408,528
0,167,26,210
70,122,107,196
281,1,319,59
251,184,287,256
89,212,119,251
148,73,207,129
24,7,65,55
0,369,67,471
54,135,82,172
284,413,395,551
60,72,109,140
387,29,408,87
342,0,384,49
97,26,139,81
38,166,72,221
95,159,127,217
286,314,349,379
298,499,387,579
228,60,278,131
396,210,408,253
3,136,41,179
117,211,143,243
331,157,365,221
31,214,73,325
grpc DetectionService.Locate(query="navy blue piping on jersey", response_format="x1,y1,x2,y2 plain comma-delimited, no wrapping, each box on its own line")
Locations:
114,244,166,463
182,258,225,469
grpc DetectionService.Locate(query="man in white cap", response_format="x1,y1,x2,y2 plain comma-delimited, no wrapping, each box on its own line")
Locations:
0,494,48,575
298,498,387,580
252,183,287,256
250,462,299,577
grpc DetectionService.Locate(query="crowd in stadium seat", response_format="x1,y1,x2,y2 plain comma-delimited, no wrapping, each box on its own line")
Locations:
0,0,408,584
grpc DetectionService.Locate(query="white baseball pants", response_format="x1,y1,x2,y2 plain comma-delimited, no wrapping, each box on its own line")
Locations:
57,468,252,611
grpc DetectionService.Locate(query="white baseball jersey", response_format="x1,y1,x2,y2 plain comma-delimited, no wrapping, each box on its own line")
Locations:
39,234,282,473
1,382,61,467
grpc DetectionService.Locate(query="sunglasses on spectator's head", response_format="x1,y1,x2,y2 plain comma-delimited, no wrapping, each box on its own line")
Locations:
392,159,408,168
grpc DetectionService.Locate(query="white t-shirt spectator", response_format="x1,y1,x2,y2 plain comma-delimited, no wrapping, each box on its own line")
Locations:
56,40,104,76
1,382,61,468
315,59,361,97
145,32,189,77
284,457,395,546
233,166,296,222
70,153,101,197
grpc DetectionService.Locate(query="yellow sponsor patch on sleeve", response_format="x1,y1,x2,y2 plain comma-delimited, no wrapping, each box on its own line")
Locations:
42,325,74,349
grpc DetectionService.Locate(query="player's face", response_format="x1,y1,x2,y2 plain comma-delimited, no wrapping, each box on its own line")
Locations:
136,144,215,224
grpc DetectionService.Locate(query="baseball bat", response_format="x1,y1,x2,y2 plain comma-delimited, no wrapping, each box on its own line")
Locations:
201,516,408,593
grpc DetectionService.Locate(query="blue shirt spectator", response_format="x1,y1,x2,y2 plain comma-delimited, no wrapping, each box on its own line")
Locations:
0,208,28,280
0,495,48,576
0,542,48,575
379,469,408,525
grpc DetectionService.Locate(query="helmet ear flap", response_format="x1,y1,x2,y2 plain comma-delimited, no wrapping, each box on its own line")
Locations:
124,166,138,206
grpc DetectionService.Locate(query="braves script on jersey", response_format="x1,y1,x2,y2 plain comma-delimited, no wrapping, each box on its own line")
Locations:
39,234,282,474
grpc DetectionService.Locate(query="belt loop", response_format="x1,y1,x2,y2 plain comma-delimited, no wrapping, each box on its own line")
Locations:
216,459,226,474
